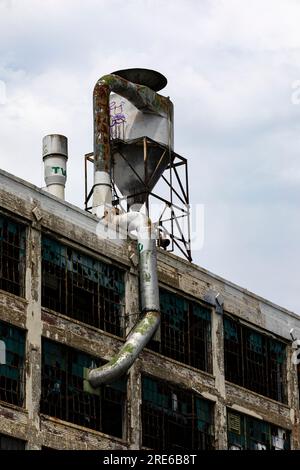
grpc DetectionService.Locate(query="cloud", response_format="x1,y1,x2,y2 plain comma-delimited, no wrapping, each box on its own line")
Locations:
0,0,299,313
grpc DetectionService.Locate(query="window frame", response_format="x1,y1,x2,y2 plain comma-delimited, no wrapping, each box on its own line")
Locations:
141,373,215,450
148,288,213,374
227,409,290,450
41,234,126,337
0,320,26,408
224,314,287,403
40,338,127,440
0,211,27,298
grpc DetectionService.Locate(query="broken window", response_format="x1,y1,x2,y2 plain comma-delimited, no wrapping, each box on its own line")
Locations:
41,237,125,337
141,375,214,450
40,339,126,439
0,214,26,297
0,320,25,407
0,434,26,450
224,316,287,403
227,410,290,450
148,289,212,373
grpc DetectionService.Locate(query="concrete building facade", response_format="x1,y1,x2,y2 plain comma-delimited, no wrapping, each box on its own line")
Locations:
0,167,299,450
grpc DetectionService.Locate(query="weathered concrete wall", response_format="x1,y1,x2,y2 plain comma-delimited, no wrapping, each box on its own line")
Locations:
157,250,300,341
0,168,300,450
25,226,42,450
212,309,227,449
40,417,128,450
0,292,27,329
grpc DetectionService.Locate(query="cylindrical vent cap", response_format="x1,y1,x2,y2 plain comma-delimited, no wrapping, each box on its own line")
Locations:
43,134,68,160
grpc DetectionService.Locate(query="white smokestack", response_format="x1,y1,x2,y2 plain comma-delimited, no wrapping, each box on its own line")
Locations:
43,134,68,200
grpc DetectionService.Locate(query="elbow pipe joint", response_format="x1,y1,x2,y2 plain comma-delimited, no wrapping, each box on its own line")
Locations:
88,310,160,388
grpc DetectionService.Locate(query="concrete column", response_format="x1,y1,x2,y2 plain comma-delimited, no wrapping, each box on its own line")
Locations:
124,268,141,448
286,345,300,449
211,308,227,449
124,268,139,337
25,223,42,450
128,362,143,449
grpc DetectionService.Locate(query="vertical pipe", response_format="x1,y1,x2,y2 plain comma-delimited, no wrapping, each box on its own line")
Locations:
92,81,112,212
43,134,68,200
88,212,160,387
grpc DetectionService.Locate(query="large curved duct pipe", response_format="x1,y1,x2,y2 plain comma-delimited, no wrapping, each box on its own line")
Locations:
92,73,171,212
88,211,160,387
87,73,171,386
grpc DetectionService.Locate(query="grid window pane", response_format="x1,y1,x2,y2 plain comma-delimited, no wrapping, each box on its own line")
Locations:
142,376,214,450
0,321,25,407
0,214,26,297
227,410,290,450
42,237,125,337
224,316,287,403
148,289,212,373
41,339,126,438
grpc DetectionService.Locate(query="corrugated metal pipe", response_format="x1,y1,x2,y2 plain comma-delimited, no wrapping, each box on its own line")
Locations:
88,211,160,386
92,73,171,212
88,73,169,385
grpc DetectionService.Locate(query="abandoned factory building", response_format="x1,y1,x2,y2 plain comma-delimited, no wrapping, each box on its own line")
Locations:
0,167,300,450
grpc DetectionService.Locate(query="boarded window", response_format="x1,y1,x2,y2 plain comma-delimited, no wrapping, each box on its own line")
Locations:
0,321,25,407
227,410,290,450
148,289,212,373
0,214,26,297
41,339,126,439
142,375,214,450
224,316,287,403
41,237,125,337
0,434,26,450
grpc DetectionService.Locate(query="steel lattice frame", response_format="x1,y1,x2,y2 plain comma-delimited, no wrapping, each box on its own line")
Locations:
84,137,192,262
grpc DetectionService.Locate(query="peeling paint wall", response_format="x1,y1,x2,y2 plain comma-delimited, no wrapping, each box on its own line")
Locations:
0,168,300,450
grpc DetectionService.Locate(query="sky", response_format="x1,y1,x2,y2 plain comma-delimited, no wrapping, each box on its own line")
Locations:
0,0,299,313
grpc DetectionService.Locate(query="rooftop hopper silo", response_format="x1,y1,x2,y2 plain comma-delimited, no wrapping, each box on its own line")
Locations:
109,68,173,208
85,68,191,262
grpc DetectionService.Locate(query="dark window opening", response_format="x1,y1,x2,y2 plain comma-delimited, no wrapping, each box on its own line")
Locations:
227,410,290,450
148,289,212,373
41,339,126,439
42,237,125,337
0,214,26,297
224,316,287,403
0,434,26,450
0,320,25,407
141,375,214,450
